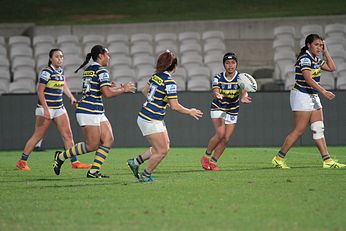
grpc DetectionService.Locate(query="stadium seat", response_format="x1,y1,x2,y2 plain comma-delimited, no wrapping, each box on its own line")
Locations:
136,66,155,80
186,66,210,80
172,67,187,81
0,56,10,69
336,76,346,89
207,62,224,76
0,80,8,95
187,78,211,91
273,37,295,52
154,33,177,44
130,33,153,45
180,43,202,56
0,69,11,83
36,56,48,72
180,53,203,69
202,31,225,43
203,42,226,55
108,43,130,55
8,36,31,47
59,43,83,55
300,24,324,38
9,80,36,93
204,52,222,65
336,62,346,77
273,60,295,83
106,34,129,45
132,54,155,69
65,77,82,93
32,35,55,48
136,76,151,92
109,54,132,69
273,26,296,40
178,32,201,43
82,34,105,46
174,76,186,91
320,71,335,90
63,55,82,70
9,45,33,61
155,42,178,56
111,67,136,82
0,44,7,56
34,43,53,59
325,23,346,38
130,43,154,56
325,36,346,48
56,34,80,46
13,69,37,82
0,36,5,46
284,72,295,90
11,57,35,72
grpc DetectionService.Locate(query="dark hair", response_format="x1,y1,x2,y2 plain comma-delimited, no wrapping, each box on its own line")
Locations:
223,52,238,65
48,48,63,66
298,34,323,57
75,45,108,73
156,50,178,73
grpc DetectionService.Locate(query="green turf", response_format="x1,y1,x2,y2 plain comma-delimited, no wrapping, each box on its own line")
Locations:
0,147,345,231
1,0,346,25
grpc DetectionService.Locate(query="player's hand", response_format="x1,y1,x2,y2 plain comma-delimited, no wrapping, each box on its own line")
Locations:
189,108,203,120
241,95,252,104
43,109,50,120
214,92,223,99
322,90,335,101
111,81,117,87
122,82,136,93
70,97,78,106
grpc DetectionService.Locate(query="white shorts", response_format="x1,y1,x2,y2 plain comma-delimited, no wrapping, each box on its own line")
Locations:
137,116,167,136
76,113,109,126
290,89,322,111
35,107,66,119
210,110,238,124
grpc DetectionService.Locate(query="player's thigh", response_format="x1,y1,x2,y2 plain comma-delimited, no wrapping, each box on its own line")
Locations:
81,125,102,149
292,111,311,131
211,118,226,136
146,131,170,153
33,116,52,135
310,109,324,123
224,123,236,140
54,113,73,137
100,120,114,144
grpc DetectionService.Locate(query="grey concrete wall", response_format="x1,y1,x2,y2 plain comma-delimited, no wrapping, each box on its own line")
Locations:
1,91,345,150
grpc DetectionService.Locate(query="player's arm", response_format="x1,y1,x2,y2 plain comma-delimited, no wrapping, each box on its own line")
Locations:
168,99,203,120
321,40,336,72
142,83,150,97
37,83,50,119
101,82,136,98
302,69,335,100
240,90,252,104
63,79,77,105
212,87,222,99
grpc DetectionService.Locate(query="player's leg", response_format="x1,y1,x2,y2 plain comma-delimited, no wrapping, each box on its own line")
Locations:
210,123,236,170
127,147,152,179
272,111,311,168
86,120,114,178
310,109,345,168
201,118,225,170
54,112,91,169
139,131,170,182
17,116,52,170
53,125,100,175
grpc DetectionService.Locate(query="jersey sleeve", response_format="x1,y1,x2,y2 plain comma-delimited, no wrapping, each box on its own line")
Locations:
299,57,312,71
97,69,111,88
165,79,178,99
39,69,51,84
212,75,220,89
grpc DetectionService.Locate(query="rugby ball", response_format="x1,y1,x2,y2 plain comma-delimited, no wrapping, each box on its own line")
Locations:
238,73,257,92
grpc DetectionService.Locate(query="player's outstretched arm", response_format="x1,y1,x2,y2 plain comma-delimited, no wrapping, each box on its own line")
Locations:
102,82,136,98
168,99,203,120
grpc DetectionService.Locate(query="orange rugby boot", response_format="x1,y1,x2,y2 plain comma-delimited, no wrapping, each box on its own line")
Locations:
71,161,92,169
201,156,211,170
16,160,30,170
209,162,221,171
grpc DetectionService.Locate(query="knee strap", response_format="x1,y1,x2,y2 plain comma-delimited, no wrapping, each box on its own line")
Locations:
311,121,324,140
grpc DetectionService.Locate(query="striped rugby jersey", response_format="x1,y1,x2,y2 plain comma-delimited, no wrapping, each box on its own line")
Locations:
76,62,111,114
293,50,325,95
138,72,177,121
37,65,65,109
210,71,241,115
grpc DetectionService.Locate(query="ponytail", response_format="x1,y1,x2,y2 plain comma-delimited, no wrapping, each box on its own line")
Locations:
74,44,108,73
75,53,92,73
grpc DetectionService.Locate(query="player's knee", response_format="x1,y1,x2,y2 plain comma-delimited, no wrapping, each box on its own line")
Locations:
310,121,324,140
86,143,99,152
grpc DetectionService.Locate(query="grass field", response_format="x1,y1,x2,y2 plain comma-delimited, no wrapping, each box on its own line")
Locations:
0,146,345,231
1,0,346,25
